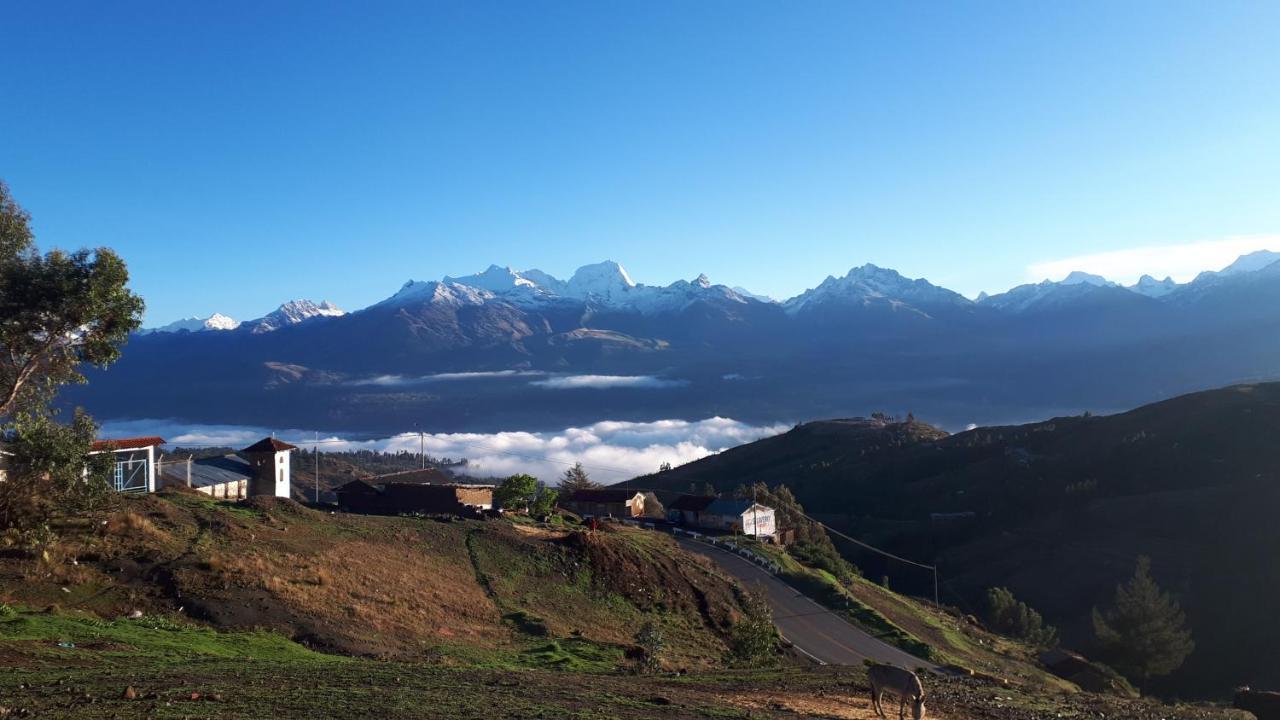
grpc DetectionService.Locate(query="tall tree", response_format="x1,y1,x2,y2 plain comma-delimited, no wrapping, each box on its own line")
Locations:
558,462,599,492
1092,556,1195,688
0,181,141,544
0,181,144,420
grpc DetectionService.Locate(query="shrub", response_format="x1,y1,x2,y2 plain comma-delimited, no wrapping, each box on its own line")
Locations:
730,589,777,664
985,586,1058,648
633,621,664,673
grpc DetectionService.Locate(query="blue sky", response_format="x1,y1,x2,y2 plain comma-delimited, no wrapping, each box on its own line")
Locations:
2,1,1279,324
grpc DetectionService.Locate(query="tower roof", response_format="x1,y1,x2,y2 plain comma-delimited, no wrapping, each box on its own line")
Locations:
241,437,299,453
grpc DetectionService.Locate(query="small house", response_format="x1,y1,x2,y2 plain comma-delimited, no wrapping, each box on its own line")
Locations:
668,495,776,538
702,499,776,538
90,436,167,493
559,488,647,518
638,491,665,519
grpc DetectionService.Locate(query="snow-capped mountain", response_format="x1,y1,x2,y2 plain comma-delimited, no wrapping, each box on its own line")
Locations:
444,265,540,294
783,264,970,315
247,300,346,334
1129,275,1179,298
377,279,496,309
562,260,638,303
1218,250,1280,276
979,270,1126,313
145,313,240,333
374,261,755,317
732,286,775,303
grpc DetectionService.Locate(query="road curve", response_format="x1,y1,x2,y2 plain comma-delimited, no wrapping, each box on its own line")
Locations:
678,537,936,670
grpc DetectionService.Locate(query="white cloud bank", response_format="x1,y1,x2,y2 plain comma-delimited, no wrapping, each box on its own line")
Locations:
1027,235,1280,285
98,416,787,483
348,370,545,386
530,375,688,390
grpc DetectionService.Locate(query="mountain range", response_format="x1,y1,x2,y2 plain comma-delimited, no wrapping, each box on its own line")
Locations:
69,250,1280,433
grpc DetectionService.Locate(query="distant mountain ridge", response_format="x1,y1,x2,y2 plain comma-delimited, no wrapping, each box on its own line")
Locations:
145,251,1280,331
84,251,1280,435
145,300,345,334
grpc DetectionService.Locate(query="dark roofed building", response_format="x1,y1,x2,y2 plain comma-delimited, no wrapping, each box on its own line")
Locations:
362,468,451,486
667,494,716,526
335,478,494,517
673,497,775,537
559,488,647,518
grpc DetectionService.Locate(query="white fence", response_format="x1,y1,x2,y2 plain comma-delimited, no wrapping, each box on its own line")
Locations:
670,526,783,575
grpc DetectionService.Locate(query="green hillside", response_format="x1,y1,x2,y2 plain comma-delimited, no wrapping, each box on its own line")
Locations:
0,490,1252,718
630,383,1280,697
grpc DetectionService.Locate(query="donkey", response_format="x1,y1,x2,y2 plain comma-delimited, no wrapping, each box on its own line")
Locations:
868,663,926,720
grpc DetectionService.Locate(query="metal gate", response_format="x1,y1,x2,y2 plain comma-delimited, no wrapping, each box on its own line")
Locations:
113,458,149,493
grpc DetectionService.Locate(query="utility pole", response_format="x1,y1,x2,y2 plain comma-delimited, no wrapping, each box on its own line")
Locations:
933,567,940,609
314,432,319,504
752,485,758,539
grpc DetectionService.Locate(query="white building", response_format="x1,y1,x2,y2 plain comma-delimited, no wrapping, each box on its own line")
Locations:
90,436,166,493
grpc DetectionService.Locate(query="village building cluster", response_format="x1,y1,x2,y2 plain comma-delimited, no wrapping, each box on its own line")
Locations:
51,435,780,539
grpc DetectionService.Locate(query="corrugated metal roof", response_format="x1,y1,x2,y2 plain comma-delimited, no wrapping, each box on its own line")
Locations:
161,454,253,489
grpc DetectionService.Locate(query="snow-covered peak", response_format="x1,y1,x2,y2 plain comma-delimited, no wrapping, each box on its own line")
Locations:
732,286,775,303
376,279,495,309
693,273,712,289
1128,275,1178,298
1059,270,1116,287
783,264,969,314
444,265,539,293
1219,250,1280,276
145,313,240,333
564,261,637,302
248,300,346,334
519,269,566,293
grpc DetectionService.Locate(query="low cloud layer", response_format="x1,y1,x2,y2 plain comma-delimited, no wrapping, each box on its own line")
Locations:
348,370,545,386
98,416,788,483
530,375,688,390
1027,235,1280,285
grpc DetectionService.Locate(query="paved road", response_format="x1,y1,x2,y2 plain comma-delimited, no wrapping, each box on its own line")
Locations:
678,537,936,670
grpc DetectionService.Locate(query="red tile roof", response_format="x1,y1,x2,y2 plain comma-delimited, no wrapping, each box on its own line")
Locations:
241,437,299,453
91,436,166,451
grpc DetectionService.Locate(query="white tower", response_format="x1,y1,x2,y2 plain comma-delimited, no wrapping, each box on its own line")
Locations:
241,437,297,498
